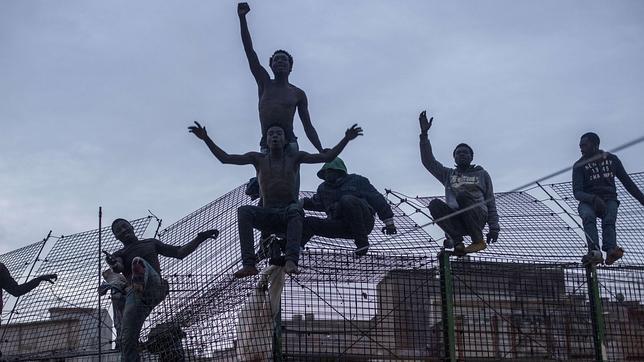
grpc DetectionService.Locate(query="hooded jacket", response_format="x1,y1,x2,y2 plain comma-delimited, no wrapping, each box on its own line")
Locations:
420,135,500,231
303,158,394,222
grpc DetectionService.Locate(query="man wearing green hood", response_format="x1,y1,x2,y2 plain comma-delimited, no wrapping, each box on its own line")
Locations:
301,157,397,256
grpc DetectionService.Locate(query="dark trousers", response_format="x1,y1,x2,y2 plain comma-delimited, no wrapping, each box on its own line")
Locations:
428,193,487,243
237,204,304,266
302,195,375,248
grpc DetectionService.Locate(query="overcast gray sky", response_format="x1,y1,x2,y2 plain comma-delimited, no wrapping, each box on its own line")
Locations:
1,1,643,252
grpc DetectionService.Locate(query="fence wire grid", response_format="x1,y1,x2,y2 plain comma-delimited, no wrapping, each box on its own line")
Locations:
0,173,642,361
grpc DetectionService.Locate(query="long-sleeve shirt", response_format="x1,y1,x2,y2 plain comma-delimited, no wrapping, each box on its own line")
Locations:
419,134,500,230
572,151,644,204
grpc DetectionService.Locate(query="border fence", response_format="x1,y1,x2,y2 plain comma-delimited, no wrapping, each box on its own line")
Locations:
0,173,642,361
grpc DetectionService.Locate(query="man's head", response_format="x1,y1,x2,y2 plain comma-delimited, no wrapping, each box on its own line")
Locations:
269,50,293,75
266,124,287,151
579,132,600,158
453,143,474,168
111,218,137,245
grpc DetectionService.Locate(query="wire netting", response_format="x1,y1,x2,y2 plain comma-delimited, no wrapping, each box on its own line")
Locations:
549,172,644,266
0,217,150,360
0,172,642,361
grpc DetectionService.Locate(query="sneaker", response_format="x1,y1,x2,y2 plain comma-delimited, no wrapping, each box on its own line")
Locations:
605,247,624,266
131,259,145,293
285,260,299,275
453,243,466,257
233,265,259,279
464,240,487,254
581,250,604,266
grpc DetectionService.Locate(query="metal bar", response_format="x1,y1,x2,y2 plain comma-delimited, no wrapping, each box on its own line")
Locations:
586,265,606,361
439,251,456,362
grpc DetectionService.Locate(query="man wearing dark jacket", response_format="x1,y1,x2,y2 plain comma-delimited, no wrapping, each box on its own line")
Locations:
418,111,500,255
573,132,644,265
301,157,397,256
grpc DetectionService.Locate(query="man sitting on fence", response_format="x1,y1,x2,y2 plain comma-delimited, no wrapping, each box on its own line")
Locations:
106,218,218,361
189,122,362,278
573,132,644,265
418,110,500,255
300,157,397,256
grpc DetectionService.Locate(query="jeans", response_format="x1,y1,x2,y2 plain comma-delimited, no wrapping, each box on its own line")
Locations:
578,199,619,252
120,258,168,362
301,195,375,249
428,192,487,243
237,203,304,266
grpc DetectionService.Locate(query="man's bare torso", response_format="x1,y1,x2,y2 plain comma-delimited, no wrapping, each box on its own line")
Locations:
259,82,302,143
255,152,299,208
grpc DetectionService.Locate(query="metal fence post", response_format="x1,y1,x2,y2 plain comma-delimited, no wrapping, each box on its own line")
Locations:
273,301,283,362
439,251,456,362
586,265,607,361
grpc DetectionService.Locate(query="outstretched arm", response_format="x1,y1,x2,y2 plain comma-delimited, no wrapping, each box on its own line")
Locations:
0,264,56,297
157,230,219,260
238,2,270,86
297,92,324,152
418,110,450,183
615,157,644,205
299,124,363,164
189,122,259,165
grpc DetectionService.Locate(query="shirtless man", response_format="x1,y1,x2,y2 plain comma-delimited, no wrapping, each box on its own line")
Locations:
189,121,362,277
237,2,324,153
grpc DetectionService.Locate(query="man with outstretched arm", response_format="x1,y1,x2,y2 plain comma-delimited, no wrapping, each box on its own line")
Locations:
0,264,56,357
105,219,218,362
300,157,397,256
189,122,362,277
0,263,56,317
418,110,500,256
573,132,644,265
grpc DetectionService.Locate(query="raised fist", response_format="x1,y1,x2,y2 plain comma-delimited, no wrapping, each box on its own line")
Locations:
238,2,250,16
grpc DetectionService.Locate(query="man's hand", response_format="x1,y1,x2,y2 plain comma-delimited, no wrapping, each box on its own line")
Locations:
188,121,209,140
419,110,433,134
381,218,397,235
38,274,58,284
486,230,499,244
102,250,116,265
381,225,397,235
197,229,220,241
238,2,250,16
593,196,607,216
345,124,363,141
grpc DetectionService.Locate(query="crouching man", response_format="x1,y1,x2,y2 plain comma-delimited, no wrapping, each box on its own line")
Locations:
418,110,500,255
300,157,397,256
